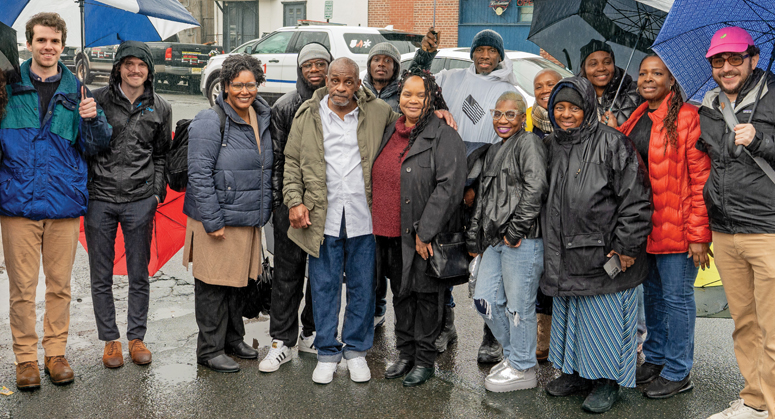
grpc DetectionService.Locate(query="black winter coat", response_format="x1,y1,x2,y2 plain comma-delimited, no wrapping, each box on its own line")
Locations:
594,66,643,127
376,116,467,296
540,77,652,297
697,68,775,234
90,79,171,203
467,130,548,254
270,66,319,210
362,74,400,113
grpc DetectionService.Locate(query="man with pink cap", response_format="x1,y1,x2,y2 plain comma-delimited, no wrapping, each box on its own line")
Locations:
698,26,775,419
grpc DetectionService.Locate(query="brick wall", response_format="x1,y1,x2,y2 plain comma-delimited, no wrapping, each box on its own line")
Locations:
369,0,459,48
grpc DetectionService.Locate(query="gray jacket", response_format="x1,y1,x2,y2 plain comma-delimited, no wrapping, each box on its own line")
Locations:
362,73,400,113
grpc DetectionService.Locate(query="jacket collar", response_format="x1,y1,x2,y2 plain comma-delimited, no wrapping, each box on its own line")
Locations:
14,59,77,97
299,85,376,117
702,68,773,111
215,92,271,126
363,73,400,98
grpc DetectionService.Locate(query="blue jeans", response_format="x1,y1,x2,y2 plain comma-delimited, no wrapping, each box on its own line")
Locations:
473,240,543,371
308,219,376,362
642,253,699,381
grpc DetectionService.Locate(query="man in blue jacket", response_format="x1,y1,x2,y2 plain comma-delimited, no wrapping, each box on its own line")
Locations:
0,12,111,391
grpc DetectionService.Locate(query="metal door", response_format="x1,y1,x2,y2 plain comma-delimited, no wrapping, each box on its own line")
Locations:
223,1,258,52
284,3,306,27
458,0,538,54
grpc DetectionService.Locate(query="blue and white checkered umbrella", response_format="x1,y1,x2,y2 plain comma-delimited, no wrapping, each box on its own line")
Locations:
2,0,199,48
651,0,775,103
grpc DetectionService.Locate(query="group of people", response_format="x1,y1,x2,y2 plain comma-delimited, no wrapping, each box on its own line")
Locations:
1,10,773,419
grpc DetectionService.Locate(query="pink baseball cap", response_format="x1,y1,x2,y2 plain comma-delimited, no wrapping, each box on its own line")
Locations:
706,26,755,58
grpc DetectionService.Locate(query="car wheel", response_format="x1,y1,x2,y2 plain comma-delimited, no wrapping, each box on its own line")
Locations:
207,77,221,106
76,59,94,84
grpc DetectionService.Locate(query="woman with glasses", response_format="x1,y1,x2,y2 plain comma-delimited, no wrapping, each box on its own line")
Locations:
182,54,273,373
466,91,548,392
373,68,466,387
618,55,711,399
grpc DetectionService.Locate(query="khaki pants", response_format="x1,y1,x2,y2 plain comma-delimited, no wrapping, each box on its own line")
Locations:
713,232,775,415
0,216,80,363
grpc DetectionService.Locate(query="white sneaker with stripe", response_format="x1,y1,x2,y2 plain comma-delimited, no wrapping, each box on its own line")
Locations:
258,340,291,373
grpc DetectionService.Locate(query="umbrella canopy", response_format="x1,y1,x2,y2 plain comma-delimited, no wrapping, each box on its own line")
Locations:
651,0,775,103
528,0,667,77
2,0,199,48
78,187,187,276
0,21,20,84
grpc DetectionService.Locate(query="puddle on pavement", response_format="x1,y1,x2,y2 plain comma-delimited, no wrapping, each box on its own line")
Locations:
150,307,194,321
152,363,197,385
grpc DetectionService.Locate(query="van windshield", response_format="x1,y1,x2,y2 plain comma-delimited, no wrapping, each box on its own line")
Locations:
343,32,423,55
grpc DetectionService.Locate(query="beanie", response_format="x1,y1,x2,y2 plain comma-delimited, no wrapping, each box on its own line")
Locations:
579,39,615,68
470,29,505,61
297,42,332,67
553,86,584,109
367,42,402,69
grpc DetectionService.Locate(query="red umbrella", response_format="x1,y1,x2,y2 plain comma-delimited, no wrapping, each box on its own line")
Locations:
79,186,187,276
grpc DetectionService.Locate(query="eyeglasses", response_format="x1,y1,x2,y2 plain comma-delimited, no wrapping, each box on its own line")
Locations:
709,54,750,69
490,109,521,121
301,61,328,70
230,82,258,92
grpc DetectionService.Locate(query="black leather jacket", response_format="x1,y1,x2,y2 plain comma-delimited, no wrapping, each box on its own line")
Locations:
90,77,171,203
466,130,548,253
270,66,319,210
698,68,775,234
540,77,652,297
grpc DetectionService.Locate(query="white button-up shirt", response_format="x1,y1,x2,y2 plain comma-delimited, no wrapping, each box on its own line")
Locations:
319,95,372,238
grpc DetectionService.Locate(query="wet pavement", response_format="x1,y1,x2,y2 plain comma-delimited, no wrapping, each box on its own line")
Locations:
0,89,748,419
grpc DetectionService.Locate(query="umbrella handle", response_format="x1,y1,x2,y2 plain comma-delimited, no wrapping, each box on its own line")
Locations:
608,17,649,117
735,47,775,157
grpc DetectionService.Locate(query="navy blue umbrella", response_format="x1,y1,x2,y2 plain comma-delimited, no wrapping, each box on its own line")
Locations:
651,0,775,103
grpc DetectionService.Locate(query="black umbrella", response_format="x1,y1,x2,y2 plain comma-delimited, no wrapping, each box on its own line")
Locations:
528,0,667,77
0,20,20,84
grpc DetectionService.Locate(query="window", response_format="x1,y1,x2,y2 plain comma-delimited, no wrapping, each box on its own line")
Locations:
519,6,534,22
288,31,331,53
232,40,259,54
253,32,294,54
447,59,471,71
511,57,573,95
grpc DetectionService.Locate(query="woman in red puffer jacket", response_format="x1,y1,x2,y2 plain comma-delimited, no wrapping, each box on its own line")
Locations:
618,55,712,400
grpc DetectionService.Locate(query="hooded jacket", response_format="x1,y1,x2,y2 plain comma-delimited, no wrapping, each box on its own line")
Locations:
362,71,400,113
91,41,171,203
271,63,324,210
540,77,652,297
411,48,518,150
466,129,548,254
183,93,273,233
283,87,398,257
0,60,112,220
619,93,711,253
697,68,775,234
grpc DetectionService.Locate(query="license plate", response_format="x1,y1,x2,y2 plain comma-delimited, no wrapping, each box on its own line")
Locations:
191,68,202,74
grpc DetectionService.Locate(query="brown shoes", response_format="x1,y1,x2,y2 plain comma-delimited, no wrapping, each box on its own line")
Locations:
129,339,152,365
103,341,124,368
44,356,74,385
16,361,41,390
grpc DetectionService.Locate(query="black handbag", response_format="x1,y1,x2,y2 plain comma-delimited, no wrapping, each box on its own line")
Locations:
242,250,273,319
423,138,469,280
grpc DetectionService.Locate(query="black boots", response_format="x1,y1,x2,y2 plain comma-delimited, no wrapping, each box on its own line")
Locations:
477,324,503,364
434,306,458,353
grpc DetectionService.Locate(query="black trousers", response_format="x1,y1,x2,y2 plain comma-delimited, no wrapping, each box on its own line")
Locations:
270,204,315,346
195,279,246,362
376,235,444,368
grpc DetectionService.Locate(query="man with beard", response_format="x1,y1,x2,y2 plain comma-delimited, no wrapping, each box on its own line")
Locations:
363,42,402,113
698,27,775,419
88,41,171,369
411,28,518,362
260,42,332,373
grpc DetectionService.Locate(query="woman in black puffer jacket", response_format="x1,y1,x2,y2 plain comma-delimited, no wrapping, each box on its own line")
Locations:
540,76,652,413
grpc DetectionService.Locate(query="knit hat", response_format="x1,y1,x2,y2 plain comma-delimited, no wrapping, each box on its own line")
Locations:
297,42,332,66
553,86,584,109
470,29,505,61
579,39,615,68
368,42,402,69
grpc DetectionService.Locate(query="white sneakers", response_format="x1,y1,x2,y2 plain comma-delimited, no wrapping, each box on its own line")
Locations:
707,400,769,419
347,357,371,383
258,340,292,373
312,361,338,384
298,332,317,354
484,365,537,392
311,357,371,384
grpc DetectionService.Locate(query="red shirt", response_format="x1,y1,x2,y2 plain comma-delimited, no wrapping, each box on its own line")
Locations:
372,116,412,237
